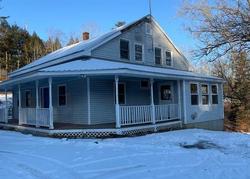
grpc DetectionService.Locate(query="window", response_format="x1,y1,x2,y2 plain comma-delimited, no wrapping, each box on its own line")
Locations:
201,84,209,105
58,85,66,106
160,85,171,100
25,90,32,107
40,87,49,108
145,23,152,35
190,84,199,105
115,83,126,105
211,85,218,104
140,80,149,89
135,44,143,61
155,47,162,65
120,39,129,60
165,51,172,66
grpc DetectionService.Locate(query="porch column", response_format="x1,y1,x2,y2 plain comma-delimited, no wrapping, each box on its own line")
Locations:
177,80,182,119
5,89,8,123
18,84,21,125
49,77,54,129
115,76,120,128
35,80,39,127
150,79,156,124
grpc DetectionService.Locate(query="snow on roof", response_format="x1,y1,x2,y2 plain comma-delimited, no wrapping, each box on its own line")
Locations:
40,58,222,81
10,15,147,77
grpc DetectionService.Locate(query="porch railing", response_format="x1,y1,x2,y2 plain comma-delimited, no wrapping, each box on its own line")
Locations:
120,105,152,126
19,108,50,127
119,104,180,126
155,104,179,122
36,108,50,127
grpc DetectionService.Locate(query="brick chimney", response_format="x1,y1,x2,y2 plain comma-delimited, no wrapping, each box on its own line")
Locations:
82,32,89,40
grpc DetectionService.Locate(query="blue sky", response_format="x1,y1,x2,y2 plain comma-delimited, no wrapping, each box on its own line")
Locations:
1,0,196,58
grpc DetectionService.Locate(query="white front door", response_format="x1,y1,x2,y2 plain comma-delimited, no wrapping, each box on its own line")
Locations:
159,82,174,104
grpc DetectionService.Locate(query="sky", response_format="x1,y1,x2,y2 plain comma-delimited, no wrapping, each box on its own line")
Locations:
1,0,197,59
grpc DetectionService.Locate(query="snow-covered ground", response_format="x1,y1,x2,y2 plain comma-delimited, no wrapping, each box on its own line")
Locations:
0,129,250,179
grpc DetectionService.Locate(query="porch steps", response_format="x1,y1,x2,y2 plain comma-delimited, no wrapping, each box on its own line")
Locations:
0,120,182,138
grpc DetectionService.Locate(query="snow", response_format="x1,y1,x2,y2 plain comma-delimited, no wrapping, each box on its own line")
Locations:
9,15,144,78
40,58,222,81
0,129,249,179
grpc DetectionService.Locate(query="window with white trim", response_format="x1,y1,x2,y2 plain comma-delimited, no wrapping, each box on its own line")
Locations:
25,90,32,107
165,51,172,66
211,85,218,104
135,44,143,61
155,47,162,65
190,83,198,105
201,84,209,105
120,39,129,60
58,85,66,106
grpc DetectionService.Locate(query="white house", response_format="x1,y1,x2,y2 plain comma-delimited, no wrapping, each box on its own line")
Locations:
0,15,224,137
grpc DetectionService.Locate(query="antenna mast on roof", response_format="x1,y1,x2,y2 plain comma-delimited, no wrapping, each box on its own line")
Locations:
148,0,154,52
149,0,152,16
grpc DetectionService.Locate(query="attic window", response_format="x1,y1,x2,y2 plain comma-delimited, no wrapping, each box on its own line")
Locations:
120,39,129,60
145,23,152,35
166,51,172,66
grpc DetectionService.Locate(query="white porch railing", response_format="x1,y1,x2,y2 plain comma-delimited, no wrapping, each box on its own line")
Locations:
0,108,6,123
119,104,180,126
36,108,50,127
155,104,179,122
19,108,50,127
120,105,152,126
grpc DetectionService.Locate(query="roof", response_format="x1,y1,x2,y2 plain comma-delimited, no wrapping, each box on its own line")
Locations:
39,58,222,82
9,15,190,78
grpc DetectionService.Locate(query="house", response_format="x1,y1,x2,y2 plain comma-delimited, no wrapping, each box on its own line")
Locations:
0,15,224,137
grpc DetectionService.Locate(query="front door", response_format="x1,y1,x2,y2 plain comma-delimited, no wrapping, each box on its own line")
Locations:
159,83,173,104
41,87,49,108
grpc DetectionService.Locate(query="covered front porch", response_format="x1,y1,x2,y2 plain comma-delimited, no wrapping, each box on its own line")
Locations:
0,74,183,132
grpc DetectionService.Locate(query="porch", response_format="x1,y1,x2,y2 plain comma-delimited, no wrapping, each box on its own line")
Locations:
0,75,183,132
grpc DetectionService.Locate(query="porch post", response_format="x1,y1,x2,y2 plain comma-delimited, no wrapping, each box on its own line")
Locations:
5,89,8,123
18,84,21,125
150,79,156,124
49,77,54,129
115,76,120,128
35,80,39,127
177,80,182,119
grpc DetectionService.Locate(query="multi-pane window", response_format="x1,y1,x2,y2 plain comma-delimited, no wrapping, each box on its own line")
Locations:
25,90,32,107
190,84,199,105
211,85,218,104
135,44,143,61
160,85,172,100
201,84,209,105
166,51,172,66
155,47,162,65
120,39,129,60
58,85,66,106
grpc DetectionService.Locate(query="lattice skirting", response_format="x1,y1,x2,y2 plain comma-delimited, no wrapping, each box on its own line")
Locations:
0,121,182,139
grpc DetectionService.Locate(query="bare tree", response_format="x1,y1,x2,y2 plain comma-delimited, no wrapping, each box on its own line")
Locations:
180,0,250,61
